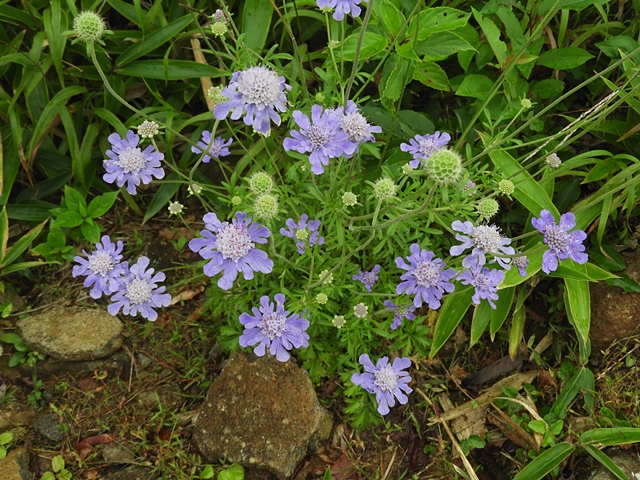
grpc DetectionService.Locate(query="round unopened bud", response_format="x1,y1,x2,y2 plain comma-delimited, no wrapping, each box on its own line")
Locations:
332,315,345,329
402,164,413,175
477,198,499,220
498,179,515,195
373,177,397,200
248,172,274,195
73,11,107,43
425,149,463,185
353,303,368,318
315,92,326,103
253,194,279,220
137,121,159,139
342,192,357,207
212,9,226,23
167,201,184,216
188,183,203,196
319,270,333,284
316,293,328,305
231,195,242,206
521,98,532,110
211,22,228,37
546,153,561,169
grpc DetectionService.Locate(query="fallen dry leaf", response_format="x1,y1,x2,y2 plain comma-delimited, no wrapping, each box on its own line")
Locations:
330,453,356,480
75,433,115,451
170,286,204,306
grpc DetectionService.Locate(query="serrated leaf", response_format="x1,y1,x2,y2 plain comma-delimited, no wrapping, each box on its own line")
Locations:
537,47,594,70
382,57,414,102
88,191,119,218
410,7,470,41
413,61,450,91
374,0,405,38
338,31,388,62
472,8,507,66
414,31,475,61
455,74,493,98
532,79,565,99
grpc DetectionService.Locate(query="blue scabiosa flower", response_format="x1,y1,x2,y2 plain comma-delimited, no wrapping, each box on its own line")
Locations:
332,100,381,150
107,256,171,321
72,235,125,299
383,300,416,330
103,130,165,195
317,0,363,21
395,244,456,309
458,266,505,309
280,214,324,254
283,104,357,175
189,212,273,290
513,255,529,276
239,293,310,362
400,131,451,169
353,264,381,292
450,221,515,270
191,131,232,163
214,66,291,135
532,210,588,274
351,354,412,416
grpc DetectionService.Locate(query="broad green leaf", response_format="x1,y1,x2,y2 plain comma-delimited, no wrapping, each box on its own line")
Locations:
538,0,611,13
63,186,87,215
430,286,473,358
53,211,84,228
509,306,526,360
512,443,575,480
414,31,475,61
81,221,102,244
580,428,640,446
564,279,590,362
52,454,65,472
490,285,515,339
0,207,8,257
550,260,617,281
117,60,225,80
413,61,450,91
607,274,640,293
0,219,47,271
537,47,594,70
88,191,120,218
374,0,405,38
582,445,629,480
397,111,435,135
528,420,548,435
117,15,194,67
338,31,388,62
470,301,492,347
532,79,565,99
0,431,13,444
47,226,66,249
596,36,639,60
411,7,470,41
455,74,493,98
382,57,414,103
0,333,22,345
551,367,594,419
143,173,180,224
472,8,507,66
242,0,273,52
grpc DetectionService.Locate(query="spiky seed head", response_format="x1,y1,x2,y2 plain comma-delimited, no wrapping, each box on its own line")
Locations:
211,22,228,37
521,98,533,109
425,149,463,185
248,172,274,195
477,198,499,220
253,194,279,220
342,192,357,207
72,11,107,43
498,179,515,195
373,177,397,201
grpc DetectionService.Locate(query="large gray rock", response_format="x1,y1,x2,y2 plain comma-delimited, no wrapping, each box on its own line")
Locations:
16,307,123,361
0,446,32,480
193,351,333,478
589,449,640,479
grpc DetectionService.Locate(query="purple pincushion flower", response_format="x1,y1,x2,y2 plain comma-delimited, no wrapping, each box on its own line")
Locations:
107,256,171,321
353,264,381,292
72,235,126,299
280,214,324,254
513,255,529,276
457,266,505,309
332,100,381,149
316,0,363,21
214,66,291,135
351,354,412,415
189,212,273,290
450,221,515,270
395,244,456,309
283,104,357,175
532,210,588,274
103,130,165,195
400,131,451,169
239,293,310,362
191,131,232,163
384,300,417,330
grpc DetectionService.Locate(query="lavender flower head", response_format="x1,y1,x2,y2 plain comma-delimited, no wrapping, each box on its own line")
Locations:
332,100,381,150
191,131,232,163
450,221,515,270
400,131,451,169
384,300,417,330
107,256,171,321
283,104,357,175
280,214,324,254
532,210,588,274
214,65,291,135
351,354,412,415
103,130,165,194
189,212,273,290
239,293,310,362
316,0,363,21
353,264,381,292
395,244,456,309
513,255,529,276
458,266,505,309
72,235,125,299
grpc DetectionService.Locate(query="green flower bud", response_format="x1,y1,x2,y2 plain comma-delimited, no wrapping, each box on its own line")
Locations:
248,172,274,195
316,293,328,305
342,192,357,207
353,303,368,318
253,194,279,220
71,11,108,44
231,195,242,206
477,198,499,220
332,315,345,329
211,22,228,37
319,269,333,284
521,98,533,110
137,121,159,139
373,177,397,201
425,149,463,185
167,201,184,216
498,179,515,195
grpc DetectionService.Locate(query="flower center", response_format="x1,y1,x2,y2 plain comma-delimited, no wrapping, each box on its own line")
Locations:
418,138,436,158
413,261,440,287
295,228,309,241
544,224,571,253
362,271,377,285
216,224,254,262
88,251,115,276
471,225,503,253
117,147,146,174
340,113,369,142
259,312,286,340
306,124,332,149
237,67,281,109
513,256,528,268
474,271,491,291
374,366,398,392
125,278,153,305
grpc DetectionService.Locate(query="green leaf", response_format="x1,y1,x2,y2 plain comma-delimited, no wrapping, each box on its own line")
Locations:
430,286,473,358
550,261,617,281
0,207,8,257
51,455,65,473
529,420,548,435
117,15,194,67
338,31,388,62
414,31,475,61
8,352,25,367
88,191,119,218
374,0,405,38
413,61,450,91
606,274,640,293
581,428,640,446
199,465,214,479
47,226,66,249
323,466,332,480
470,301,492,347
532,79,565,99
143,173,180,223
218,463,244,480
536,47,594,70
490,285,515,339
512,442,575,480
582,445,629,480
410,7,470,41
0,219,47,271
0,431,13,444
509,305,526,360
551,367,594,419
472,8,507,66
564,279,590,362
596,35,639,60
117,60,225,80
1,333,22,345
80,222,102,244
455,74,493,98
381,56,414,103
241,0,273,52
63,186,87,215
53,211,84,228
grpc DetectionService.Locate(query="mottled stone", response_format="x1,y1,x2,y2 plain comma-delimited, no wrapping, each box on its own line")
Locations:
17,307,123,361
0,446,32,480
102,444,135,464
102,465,152,480
0,403,38,433
136,388,183,410
590,252,640,352
589,449,640,479
35,413,67,443
193,351,333,478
